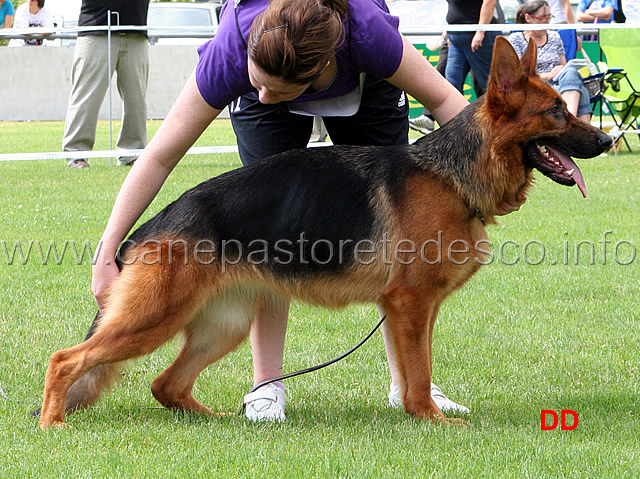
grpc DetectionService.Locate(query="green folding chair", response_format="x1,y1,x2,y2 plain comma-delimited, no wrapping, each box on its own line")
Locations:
599,28,640,158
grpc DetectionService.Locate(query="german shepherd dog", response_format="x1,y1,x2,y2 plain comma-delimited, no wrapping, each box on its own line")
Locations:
38,38,612,428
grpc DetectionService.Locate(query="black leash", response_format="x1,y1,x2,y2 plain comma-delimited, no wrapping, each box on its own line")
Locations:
238,314,386,415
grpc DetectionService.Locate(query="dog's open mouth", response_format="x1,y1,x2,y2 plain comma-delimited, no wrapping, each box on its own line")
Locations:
530,143,587,198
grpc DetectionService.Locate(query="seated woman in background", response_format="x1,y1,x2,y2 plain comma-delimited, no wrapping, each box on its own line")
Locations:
509,0,592,123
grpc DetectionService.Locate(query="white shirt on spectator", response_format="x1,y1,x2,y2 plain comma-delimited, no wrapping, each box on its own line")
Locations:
8,3,53,47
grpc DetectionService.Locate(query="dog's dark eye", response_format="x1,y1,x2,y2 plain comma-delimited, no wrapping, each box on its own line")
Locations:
547,105,560,115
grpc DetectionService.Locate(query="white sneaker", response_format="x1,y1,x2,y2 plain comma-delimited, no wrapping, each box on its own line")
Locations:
408,114,435,135
388,382,470,415
244,383,286,422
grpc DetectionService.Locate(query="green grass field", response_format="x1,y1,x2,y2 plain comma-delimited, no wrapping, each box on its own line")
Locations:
0,120,639,478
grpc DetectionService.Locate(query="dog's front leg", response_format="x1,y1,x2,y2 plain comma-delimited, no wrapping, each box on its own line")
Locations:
381,290,446,423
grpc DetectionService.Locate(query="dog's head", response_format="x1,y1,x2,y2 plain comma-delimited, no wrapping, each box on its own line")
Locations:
485,36,612,198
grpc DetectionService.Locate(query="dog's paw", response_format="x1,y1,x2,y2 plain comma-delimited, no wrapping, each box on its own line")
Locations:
39,420,71,430
39,415,71,430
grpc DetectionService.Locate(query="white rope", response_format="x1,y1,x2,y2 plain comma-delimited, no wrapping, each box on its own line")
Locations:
0,143,345,162
0,146,237,162
0,24,218,36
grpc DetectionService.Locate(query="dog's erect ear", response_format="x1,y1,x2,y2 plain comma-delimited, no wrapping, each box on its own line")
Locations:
486,37,528,117
520,37,538,77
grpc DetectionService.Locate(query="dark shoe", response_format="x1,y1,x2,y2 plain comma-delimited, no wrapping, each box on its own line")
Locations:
68,159,89,168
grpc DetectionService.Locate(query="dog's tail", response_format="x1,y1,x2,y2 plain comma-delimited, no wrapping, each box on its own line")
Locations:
33,311,125,417
61,362,125,413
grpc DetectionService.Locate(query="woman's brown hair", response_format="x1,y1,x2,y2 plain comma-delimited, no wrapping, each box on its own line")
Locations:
516,0,550,24
248,0,349,85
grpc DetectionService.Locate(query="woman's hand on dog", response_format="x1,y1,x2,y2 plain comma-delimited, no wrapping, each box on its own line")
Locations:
92,255,119,311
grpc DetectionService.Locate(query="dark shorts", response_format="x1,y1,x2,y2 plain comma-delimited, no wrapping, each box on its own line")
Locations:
229,76,409,165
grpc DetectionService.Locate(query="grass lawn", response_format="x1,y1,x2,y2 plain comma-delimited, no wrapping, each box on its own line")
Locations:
0,120,639,478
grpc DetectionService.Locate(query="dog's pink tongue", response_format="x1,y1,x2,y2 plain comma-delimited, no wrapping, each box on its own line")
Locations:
549,146,587,198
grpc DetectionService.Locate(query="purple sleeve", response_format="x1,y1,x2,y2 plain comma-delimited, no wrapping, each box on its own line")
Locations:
348,2,404,78
195,1,256,110
196,39,253,110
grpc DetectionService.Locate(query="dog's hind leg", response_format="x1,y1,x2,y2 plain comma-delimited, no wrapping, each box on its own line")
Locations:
39,318,191,428
31,312,123,419
150,295,255,414
39,255,212,428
